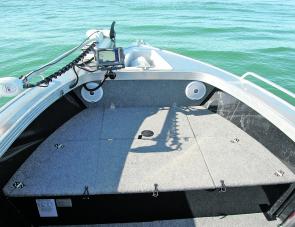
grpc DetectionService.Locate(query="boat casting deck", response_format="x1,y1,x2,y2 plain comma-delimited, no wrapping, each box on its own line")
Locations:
4,106,295,196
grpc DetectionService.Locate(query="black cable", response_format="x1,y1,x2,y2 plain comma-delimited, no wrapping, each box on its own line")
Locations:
21,30,99,80
76,56,95,67
83,71,109,92
24,42,116,92
70,66,79,89
24,42,96,88
82,68,117,93
75,65,98,73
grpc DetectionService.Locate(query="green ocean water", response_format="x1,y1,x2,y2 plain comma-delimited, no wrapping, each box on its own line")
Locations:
0,0,294,106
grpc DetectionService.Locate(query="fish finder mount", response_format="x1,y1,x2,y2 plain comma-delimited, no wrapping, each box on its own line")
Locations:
83,47,125,94
96,47,125,80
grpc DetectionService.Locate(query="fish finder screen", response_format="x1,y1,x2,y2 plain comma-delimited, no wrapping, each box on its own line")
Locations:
99,50,116,63
97,48,125,69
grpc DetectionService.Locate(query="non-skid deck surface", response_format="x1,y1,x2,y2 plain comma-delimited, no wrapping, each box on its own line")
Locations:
4,106,295,196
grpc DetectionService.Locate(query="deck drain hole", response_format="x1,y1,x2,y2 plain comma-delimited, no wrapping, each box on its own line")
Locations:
141,130,154,138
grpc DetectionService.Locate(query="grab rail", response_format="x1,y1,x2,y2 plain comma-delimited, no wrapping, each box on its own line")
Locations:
241,72,295,99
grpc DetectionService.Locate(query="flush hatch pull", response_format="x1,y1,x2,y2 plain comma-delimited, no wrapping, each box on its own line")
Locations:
54,144,64,149
13,181,25,189
274,170,285,177
230,138,239,143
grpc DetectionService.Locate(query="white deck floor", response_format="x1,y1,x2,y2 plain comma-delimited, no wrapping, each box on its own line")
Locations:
4,106,295,196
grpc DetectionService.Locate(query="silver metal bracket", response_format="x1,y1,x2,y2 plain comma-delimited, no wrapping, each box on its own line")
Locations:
219,180,226,193
83,185,90,200
152,184,159,198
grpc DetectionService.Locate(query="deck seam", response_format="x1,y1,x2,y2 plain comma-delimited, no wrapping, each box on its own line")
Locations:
100,107,106,140
185,109,216,188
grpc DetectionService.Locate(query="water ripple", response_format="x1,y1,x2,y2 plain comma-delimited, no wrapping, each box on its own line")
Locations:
0,0,294,106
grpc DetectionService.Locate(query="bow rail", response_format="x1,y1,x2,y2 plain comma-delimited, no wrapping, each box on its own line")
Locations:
241,72,295,99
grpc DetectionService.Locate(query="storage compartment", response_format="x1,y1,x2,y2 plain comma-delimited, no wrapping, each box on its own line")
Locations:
4,106,295,198
2,83,295,226
8,185,290,226
124,47,172,70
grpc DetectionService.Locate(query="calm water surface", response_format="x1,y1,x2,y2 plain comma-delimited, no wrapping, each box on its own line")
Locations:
0,0,294,105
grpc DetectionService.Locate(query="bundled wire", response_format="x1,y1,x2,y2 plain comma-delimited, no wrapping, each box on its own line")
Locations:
20,29,102,81
82,69,116,93
24,42,97,88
